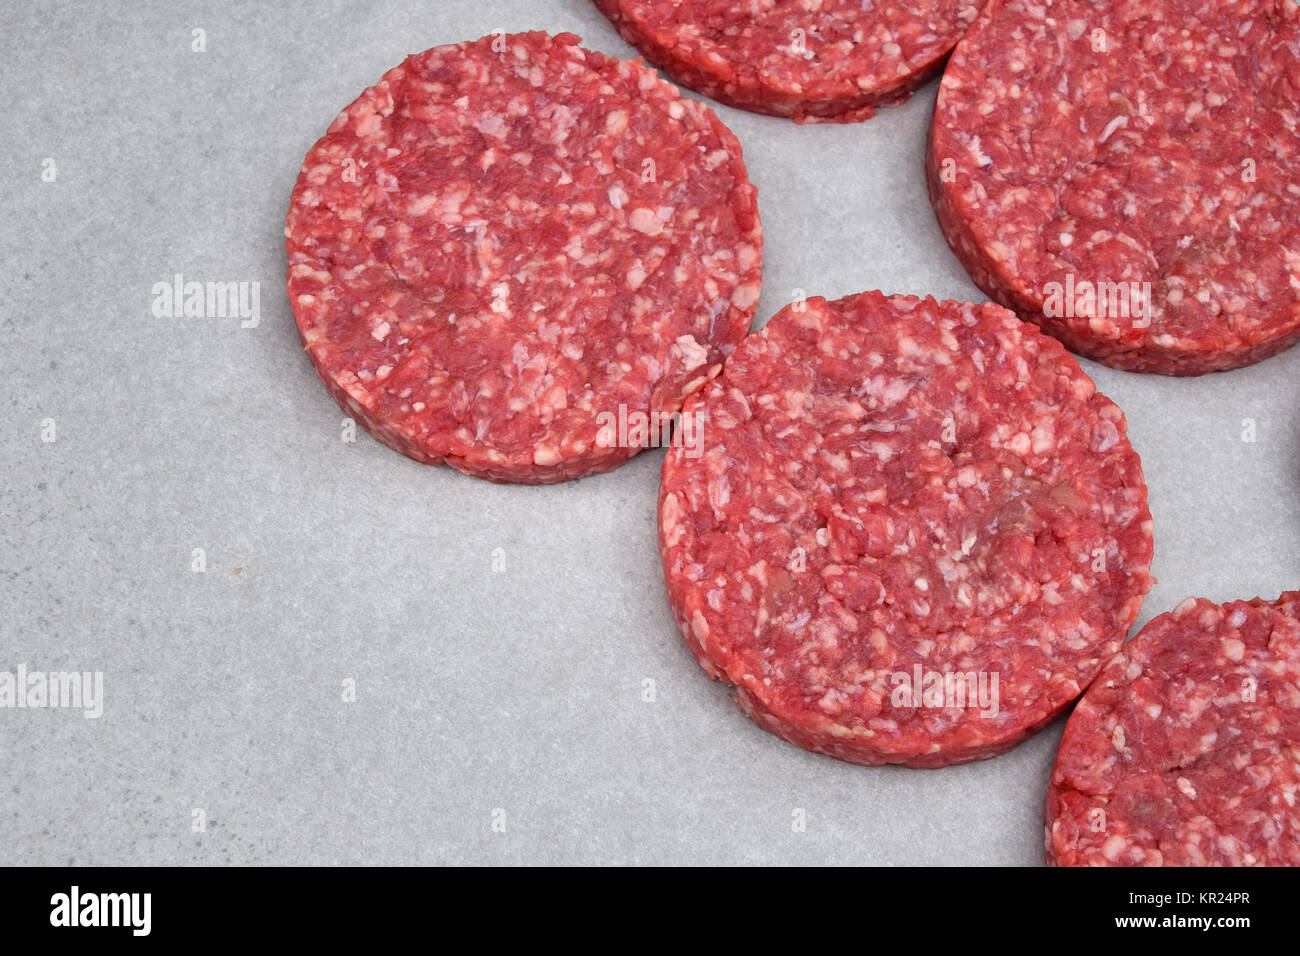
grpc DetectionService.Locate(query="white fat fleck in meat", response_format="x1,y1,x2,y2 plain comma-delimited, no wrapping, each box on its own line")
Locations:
731,283,760,309
629,206,665,235
626,261,648,291
489,282,511,314
475,114,506,137
1097,114,1128,144
671,334,709,371
604,109,629,135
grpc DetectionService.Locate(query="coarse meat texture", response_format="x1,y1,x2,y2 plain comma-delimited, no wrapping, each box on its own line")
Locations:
659,290,1154,768
286,31,763,483
1046,593,1300,866
593,0,982,123
928,0,1300,374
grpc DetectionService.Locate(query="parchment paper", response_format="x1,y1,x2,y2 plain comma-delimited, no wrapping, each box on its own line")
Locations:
2,0,1296,865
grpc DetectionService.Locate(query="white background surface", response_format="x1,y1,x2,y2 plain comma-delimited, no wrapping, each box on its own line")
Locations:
2,0,1296,865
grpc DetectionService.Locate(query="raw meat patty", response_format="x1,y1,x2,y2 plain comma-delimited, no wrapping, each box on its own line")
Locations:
1046,593,1300,866
286,32,763,482
659,291,1155,767
928,0,1300,374
593,0,982,123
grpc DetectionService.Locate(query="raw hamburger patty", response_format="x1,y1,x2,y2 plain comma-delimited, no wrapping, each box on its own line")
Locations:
593,0,982,123
1046,593,1300,866
928,0,1300,375
659,291,1154,767
286,32,762,483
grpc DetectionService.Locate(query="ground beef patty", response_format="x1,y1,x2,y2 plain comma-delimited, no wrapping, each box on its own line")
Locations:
593,0,982,123
928,0,1300,375
1047,593,1300,866
286,32,762,483
659,291,1154,767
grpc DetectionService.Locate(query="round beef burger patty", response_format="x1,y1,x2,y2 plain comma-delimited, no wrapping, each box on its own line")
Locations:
1047,593,1300,866
928,0,1300,374
659,291,1155,768
286,32,762,483
593,0,982,123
